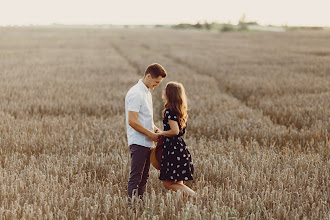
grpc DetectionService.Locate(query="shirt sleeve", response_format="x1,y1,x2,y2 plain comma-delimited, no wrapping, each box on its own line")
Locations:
126,91,143,112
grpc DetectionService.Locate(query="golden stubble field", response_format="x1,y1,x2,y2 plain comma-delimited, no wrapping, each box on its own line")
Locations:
0,27,329,219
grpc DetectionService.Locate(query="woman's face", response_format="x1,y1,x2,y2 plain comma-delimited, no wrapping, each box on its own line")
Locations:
162,88,167,101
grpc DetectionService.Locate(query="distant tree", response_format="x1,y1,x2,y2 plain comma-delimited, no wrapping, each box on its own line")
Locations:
239,13,246,24
246,21,258,25
238,23,248,31
204,21,211,30
221,24,235,32
172,23,194,29
238,13,248,31
193,22,203,29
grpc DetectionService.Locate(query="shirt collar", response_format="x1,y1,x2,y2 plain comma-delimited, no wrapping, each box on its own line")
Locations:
138,79,149,92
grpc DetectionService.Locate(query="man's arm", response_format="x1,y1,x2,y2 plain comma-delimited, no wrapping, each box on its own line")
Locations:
128,111,159,142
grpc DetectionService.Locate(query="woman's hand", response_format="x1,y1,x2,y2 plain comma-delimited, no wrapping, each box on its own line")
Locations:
158,131,165,136
158,120,180,137
149,132,159,142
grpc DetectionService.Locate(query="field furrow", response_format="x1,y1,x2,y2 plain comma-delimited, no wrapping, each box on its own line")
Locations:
108,29,327,149
0,27,328,219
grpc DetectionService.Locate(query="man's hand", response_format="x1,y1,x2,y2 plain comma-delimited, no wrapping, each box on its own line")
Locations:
149,132,159,142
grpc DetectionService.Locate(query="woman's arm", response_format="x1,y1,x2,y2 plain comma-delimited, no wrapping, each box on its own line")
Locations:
158,119,180,137
154,125,160,133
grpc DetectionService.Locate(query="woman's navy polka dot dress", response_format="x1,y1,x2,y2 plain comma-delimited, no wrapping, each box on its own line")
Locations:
159,108,194,182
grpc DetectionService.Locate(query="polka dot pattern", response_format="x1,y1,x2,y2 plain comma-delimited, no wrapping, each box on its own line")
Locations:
159,108,194,182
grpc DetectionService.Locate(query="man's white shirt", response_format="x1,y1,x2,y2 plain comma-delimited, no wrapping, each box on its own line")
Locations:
125,79,155,148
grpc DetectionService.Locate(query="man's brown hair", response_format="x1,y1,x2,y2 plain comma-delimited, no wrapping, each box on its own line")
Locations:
144,63,167,78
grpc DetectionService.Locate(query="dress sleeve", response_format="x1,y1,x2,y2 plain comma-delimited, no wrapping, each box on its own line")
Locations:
166,109,179,123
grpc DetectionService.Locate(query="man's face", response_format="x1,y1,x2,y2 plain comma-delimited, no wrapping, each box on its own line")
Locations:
146,74,163,90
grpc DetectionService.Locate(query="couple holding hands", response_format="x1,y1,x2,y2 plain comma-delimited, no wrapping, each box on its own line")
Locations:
125,63,195,201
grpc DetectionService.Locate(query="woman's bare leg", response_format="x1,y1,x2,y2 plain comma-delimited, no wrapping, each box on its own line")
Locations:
162,180,196,196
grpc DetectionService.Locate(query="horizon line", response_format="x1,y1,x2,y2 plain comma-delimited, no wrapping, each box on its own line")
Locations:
1,22,329,28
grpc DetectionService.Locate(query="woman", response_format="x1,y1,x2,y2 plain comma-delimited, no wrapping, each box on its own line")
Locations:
158,82,195,196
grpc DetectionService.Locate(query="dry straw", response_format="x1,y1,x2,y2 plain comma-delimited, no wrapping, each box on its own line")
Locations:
0,27,328,219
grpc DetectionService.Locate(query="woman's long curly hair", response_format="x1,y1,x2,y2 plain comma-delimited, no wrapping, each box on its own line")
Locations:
162,82,188,129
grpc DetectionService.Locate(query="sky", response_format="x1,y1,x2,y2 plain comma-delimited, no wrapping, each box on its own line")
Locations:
0,0,329,27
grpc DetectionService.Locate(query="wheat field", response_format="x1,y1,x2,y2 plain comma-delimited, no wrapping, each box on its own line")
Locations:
0,26,329,219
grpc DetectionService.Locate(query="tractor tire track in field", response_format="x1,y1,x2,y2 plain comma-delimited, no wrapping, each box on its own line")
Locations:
163,53,298,133
111,43,142,75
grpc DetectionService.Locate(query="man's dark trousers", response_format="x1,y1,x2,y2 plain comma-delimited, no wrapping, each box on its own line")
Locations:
127,144,151,199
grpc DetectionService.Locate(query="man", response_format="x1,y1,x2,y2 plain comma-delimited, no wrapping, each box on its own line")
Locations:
125,63,167,200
